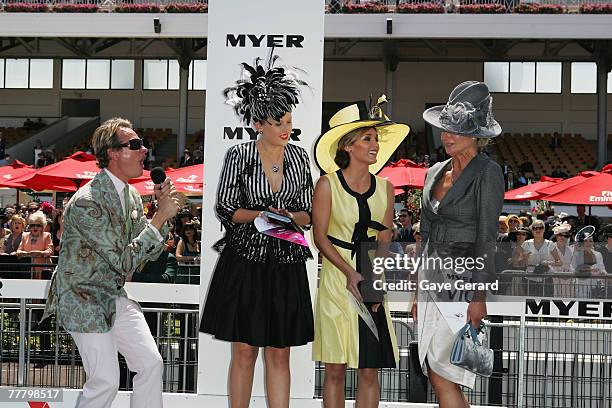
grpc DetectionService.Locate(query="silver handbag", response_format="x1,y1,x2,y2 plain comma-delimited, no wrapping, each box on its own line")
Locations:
450,322,493,377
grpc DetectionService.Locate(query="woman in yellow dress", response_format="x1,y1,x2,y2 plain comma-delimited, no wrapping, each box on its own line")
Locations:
312,98,409,407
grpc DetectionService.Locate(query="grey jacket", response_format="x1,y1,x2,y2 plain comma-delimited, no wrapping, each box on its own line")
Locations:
420,153,504,284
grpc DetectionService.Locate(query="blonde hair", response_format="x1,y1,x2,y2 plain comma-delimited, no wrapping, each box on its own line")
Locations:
507,214,521,225
530,219,545,231
9,214,25,227
477,138,491,152
91,117,133,168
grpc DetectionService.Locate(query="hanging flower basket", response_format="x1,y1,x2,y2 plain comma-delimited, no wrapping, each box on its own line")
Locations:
342,2,389,13
396,2,444,14
579,3,612,13
53,4,99,12
115,4,162,13
3,3,49,12
459,3,507,14
514,3,564,13
165,3,208,13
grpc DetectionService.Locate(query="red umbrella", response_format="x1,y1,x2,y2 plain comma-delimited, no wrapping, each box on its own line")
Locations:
543,171,612,205
133,180,203,196
131,164,203,196
4,151,149,192
0,160,37,187
166,164,203,185
537,170,599,198
504,176,563,201
379,159,427,189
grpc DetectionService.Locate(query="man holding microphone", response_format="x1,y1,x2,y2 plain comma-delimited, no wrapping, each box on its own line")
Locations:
42,118,181,408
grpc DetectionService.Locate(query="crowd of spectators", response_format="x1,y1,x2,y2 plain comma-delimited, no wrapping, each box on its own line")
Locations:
387,202,611,299
23,118,47,132
0,198,203,284
0,193,610,301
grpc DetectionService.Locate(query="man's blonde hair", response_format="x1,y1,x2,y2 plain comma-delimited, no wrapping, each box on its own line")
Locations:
91,117,133,168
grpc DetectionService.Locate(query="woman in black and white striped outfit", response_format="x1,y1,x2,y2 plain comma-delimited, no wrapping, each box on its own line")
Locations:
199,55,314,408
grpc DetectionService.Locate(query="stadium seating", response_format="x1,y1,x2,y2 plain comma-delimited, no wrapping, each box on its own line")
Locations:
0,127,30,147
492,132,598,177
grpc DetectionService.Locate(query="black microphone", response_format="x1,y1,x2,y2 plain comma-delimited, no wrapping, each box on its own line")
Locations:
151,167,166,185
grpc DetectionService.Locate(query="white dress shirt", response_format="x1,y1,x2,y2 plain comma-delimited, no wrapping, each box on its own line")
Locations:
104,168,163,242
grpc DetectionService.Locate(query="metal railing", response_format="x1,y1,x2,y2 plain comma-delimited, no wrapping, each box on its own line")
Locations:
313,313,612,408
0,260,199,284
0,301,199,393
3,265,612,406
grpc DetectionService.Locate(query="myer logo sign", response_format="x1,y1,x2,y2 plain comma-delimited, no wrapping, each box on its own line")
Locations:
525,298,612,319
226,34,304,48
224,127,301,141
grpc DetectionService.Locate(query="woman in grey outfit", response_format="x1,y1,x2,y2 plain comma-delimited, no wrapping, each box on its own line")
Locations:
413,81,505,407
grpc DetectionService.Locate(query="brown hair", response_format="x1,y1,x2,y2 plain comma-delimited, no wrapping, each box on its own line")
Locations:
334,127,376,170
91,117,133,168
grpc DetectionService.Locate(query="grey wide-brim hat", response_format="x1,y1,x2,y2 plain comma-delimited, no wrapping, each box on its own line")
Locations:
423,81,502,138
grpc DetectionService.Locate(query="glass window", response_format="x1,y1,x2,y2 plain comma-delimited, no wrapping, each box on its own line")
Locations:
484,62,509,93
5,59,29,88
536,62,562,93
111,60,134,89
190,60,207,90
62,59,86,89
86,60,110,89
168,60,180,90
571,62,596,94
0,60,4,88
29,59,54,89
143,60,168,90
510,62,535,93
608,71,612,93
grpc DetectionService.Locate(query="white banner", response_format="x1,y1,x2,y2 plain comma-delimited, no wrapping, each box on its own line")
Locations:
199,0,324,399
525,297,612,320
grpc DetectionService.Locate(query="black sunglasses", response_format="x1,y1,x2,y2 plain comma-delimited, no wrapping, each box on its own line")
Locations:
115,138,144,150
29,223,42,228
532,226,544,230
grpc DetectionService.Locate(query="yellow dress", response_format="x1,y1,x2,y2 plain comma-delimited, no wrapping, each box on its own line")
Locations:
313,171,399,368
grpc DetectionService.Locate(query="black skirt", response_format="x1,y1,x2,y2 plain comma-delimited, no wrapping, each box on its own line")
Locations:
200,245,314,348
358,304,397,368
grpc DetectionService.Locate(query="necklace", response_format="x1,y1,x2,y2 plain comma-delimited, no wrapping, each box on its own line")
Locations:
258,141,284,173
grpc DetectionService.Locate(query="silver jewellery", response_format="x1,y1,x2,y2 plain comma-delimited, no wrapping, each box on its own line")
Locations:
257,140,283,173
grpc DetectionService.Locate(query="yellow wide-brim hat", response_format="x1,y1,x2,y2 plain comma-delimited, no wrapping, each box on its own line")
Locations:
314,98,410,175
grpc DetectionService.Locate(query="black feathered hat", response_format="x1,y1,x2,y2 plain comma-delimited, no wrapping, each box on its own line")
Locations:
224,51,307,125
